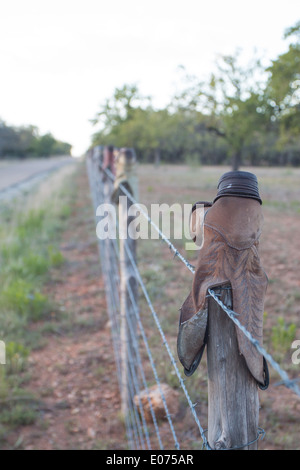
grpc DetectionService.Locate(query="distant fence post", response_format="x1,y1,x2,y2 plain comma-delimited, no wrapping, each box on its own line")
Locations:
100,146,116,320
112,148,139,418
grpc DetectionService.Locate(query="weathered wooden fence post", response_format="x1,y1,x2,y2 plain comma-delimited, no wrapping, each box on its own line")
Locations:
100,146,116,309
207,285,259,450
177,171,269,450
112,148,139,418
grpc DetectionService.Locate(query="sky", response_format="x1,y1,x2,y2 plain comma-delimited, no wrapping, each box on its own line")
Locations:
0,0,299,156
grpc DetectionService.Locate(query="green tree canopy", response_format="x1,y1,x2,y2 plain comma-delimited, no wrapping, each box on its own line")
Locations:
0,121,72,159
91,22,300,168
264,20,300,164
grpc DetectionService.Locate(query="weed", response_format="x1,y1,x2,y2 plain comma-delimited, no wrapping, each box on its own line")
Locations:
5,342,30,374
0,279,50,321
16,209,46,241
0,404,37,427
59,204,71,220
0,163,78,439
0,369,8,400
47,245,65,267
7,253,49,279
271,317,297,358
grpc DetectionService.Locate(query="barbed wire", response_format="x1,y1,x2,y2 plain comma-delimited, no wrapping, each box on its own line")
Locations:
103,167,196,274
87,155,300,452
87,159,185,450
208,289,300,397
102,165,300,399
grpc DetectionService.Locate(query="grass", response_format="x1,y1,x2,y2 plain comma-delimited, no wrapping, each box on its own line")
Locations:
271,317,297,360
0,161,299,449
0,404,37,427
263,199,300,214
0,162,78,436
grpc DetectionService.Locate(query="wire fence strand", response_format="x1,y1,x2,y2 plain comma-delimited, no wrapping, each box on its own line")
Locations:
102,165,300,399
86,152,300,452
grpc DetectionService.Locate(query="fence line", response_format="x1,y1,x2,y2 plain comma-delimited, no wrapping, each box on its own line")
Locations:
102,165,300,400
86,150,299,451
87,155,208,450
104,167,196,274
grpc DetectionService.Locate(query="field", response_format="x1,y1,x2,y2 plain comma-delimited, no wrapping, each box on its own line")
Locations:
0,161,299,450
137,164,300,450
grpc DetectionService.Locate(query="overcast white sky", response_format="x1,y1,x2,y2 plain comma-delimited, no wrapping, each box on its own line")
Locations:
0,0,299,156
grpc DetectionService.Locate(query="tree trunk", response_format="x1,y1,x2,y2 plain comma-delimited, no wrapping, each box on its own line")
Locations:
154,148,160,168
232,151,241,171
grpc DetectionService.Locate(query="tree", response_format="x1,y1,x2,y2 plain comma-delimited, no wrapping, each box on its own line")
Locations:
265,21,300,164
91,23,300,168
91,84,151,133
199,52,270,170
92,85,173,163
0,121,18,157
0,120,72,159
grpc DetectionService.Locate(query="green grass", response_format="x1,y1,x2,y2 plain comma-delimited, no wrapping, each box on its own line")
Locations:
271,317,297,360
0,403,37,427
0,279,50,321
263,199,300,214
5,342,30,374
0,163,78,436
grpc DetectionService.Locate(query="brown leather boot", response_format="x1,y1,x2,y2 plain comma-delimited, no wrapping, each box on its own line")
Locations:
177,171,269,389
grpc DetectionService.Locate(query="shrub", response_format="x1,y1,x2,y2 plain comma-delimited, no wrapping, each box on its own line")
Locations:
0,279,50,321
5,342,30,374
271,317,297,357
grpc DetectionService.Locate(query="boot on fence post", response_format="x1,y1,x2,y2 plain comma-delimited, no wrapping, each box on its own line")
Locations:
177,171,269,450
113,148,139,419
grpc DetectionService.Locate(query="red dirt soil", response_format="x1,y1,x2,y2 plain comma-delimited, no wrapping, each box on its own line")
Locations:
3,169,126,450
2,166,300,450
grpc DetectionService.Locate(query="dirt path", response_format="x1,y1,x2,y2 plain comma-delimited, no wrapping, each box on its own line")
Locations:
0,157,74,201
5,167,126,450
3,163,299,450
